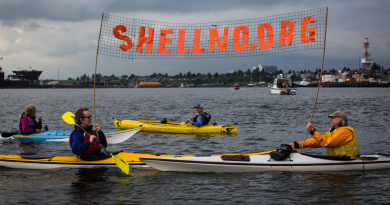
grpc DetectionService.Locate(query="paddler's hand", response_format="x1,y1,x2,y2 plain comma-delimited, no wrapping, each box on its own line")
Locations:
307,122,314,132
289,143,295,149
187,119,193,124
38,116,42,122
95,124,102,133
89,135,97,143
36,129,41,132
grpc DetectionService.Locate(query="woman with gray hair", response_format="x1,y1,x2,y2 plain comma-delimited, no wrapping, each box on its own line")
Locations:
290,111,359,157
19,105,43,133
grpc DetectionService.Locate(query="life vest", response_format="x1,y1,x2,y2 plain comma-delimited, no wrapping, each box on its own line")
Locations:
326,126,359,157
19,116,36,132
69,127,101,156
193,112,211,125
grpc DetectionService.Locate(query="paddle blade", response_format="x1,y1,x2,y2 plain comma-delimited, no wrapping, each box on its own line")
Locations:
112,155,130,175
1,132,20,138
62,112,76,125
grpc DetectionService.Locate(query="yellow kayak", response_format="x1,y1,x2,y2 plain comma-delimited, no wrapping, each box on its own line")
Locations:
0,152,194,169
113,118,238,134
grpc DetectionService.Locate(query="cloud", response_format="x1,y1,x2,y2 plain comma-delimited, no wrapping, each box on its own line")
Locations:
0,0,390,79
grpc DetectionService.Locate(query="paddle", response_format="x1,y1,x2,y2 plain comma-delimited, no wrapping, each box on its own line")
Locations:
62,112,130,175
1,132,22,138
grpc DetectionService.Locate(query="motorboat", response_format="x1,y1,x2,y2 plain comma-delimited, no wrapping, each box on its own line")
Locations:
297,79,310,87
270,75,297,95
233,83,240,90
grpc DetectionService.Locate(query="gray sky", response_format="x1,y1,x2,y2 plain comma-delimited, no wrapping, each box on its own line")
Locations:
0,0,389,79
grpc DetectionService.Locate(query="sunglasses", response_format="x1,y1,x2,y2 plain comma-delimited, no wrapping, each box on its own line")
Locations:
83,115,92,119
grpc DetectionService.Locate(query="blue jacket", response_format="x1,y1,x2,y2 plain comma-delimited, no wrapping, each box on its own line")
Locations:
70,127,107,157
192,113,206,127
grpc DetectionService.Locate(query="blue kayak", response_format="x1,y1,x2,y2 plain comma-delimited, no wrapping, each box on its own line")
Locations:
0,127,143,144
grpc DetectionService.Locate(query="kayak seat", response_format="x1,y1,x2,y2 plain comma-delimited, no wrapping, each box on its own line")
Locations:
221,155,250,161
378,153,390,156
79,151,122,161
301,153,355,161
80,154,111,161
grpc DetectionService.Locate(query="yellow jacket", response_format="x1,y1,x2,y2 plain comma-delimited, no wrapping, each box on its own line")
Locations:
297,126,359,157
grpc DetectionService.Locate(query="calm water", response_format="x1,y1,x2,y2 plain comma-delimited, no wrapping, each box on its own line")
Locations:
0,87,390,204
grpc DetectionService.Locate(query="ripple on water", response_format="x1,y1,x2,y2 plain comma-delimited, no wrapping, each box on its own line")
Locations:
0,88,390,203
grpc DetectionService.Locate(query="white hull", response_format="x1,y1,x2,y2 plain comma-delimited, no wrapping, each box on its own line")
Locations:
140,152,390,173
270,87,297,95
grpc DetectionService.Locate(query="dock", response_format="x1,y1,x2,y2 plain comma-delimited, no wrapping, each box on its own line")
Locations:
307,82,389,88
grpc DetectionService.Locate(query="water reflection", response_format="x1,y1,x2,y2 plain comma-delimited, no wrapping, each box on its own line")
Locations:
18,141,40,156
0,88,390,203
295,172,362,203
70,168,111,204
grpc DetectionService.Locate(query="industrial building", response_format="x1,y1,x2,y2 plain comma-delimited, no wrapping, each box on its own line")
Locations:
257,64,278,73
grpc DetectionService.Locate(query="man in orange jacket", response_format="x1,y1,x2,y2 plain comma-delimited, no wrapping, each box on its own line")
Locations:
290,111,359,157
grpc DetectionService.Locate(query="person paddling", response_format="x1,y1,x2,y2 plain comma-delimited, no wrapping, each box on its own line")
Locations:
19,105,42,134
186,104,211,127
69,107,107,159
290,111,359,157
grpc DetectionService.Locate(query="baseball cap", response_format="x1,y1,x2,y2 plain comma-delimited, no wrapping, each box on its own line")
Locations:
194,104,203,108
328,111,348,122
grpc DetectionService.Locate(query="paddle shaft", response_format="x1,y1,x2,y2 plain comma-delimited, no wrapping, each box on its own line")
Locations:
77,125,110,156
300,7,328,153
93,14,104,130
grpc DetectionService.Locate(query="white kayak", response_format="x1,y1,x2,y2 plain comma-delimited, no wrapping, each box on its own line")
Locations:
140,151,390,173
0,127,143,144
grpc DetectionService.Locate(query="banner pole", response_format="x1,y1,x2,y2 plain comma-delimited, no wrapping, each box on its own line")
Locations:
300,7,328,153
94,14,104,129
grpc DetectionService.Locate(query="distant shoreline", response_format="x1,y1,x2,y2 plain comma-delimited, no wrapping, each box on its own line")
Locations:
0,86,271,89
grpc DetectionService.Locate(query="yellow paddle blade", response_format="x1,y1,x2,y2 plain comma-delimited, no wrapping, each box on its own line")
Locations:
62,112,76,125
112,155,130,175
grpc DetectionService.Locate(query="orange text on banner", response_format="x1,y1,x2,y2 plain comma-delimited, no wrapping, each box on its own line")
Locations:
280,21,295,47
158,29,172,54
193,30,204,53
177,30,189,53
136,27,154,53
233,26,249,52
209,28,229,53
113,25,134,51
301,16,316,43
257,23,274,50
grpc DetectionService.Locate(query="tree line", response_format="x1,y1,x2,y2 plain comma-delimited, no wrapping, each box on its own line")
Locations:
68,62,388,84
